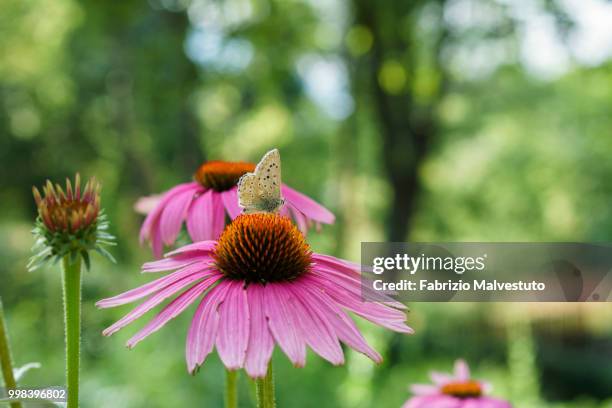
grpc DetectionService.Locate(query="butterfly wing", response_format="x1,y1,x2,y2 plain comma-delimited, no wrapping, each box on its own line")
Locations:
254,149,282,206
237,173,260,212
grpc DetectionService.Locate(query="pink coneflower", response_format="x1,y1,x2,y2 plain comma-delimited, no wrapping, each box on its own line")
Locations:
139,160,335,258
403,360,512,408
98,213,411,378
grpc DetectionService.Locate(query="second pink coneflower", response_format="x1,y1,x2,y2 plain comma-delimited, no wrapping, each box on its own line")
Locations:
138,160,335,258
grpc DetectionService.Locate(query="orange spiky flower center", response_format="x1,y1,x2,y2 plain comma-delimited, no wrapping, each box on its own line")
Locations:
194,161,256,192
214,213,312,283
33,175,101,233
440,380,483,398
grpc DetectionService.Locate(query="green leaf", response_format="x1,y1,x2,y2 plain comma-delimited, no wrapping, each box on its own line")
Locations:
95,246,116,263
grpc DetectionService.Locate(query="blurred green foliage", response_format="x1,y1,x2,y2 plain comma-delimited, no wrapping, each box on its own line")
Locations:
1,0,612,407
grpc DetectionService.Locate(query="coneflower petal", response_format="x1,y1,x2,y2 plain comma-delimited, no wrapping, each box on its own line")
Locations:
307,272,407,322
312,253,362,275
311,265,404,307
305,274,412,333
186,190,224,242
244,284,274,378
96,264,214,308
454,359,470,382
264,283,306,367
288,284,344,366
300,283,381,363
159,188,197,246
281,185,335,224
430,372,454,386
409,384,438,396
126,277,217,348
313,255,395,302
221,188,242,219
165,240,217,257
216,281,250,370
102,273,212,336
285,205,308,234
186,280,231,373
142,253,214,273
139,184,195,244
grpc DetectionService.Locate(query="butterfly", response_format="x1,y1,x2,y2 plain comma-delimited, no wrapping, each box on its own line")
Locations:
237,149,285,214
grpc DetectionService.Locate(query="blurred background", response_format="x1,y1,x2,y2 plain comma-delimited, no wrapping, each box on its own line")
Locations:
1,0,612,406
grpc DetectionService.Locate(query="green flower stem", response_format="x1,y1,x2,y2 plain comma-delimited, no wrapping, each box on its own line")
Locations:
225,369,238,408
256,362,276,408
62,256,82,408
0,298,22,408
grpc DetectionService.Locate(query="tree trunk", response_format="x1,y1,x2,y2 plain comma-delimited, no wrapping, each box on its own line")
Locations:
352,0,446,241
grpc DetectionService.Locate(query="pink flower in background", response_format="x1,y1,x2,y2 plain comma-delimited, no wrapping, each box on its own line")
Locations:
98,214,411,378
403,360,512,408
139,160,335,258
134,194,162,215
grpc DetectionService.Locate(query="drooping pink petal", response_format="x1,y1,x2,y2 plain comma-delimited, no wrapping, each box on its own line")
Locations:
142,253,214,273
312,254,401,304
263,283,306,367
139,182,200,245
312,253,363,277
211,199,228,237
287,284,344,365
159,187,198,245
186,190,213,241
305,274,413,333
287,205,309,234
165,240,217,257
409,384,439,396
281,185,335,224
134,194,163,215
127,277,218,348
280,203,312,233
96,265,216,308
311,264,404,308
187,190,226,242
244,283,275,378
151,229,164,259
222,188,242,219
430,371,454,386
299,282,381,363
186,280,232,373
306,272,408,323
313,254,379,285
102,271,213,336
454,359,470,382
216,281,250,370
139,202,159,244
